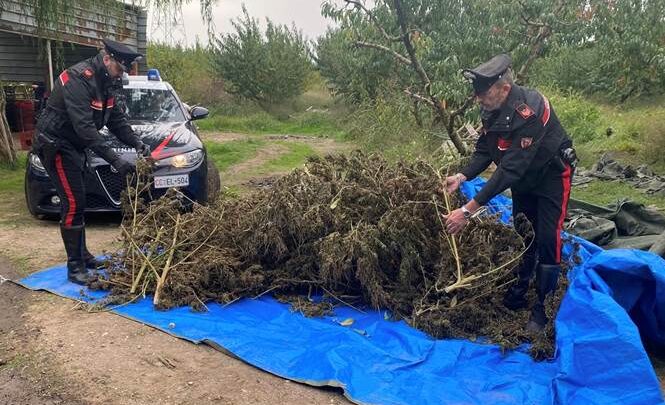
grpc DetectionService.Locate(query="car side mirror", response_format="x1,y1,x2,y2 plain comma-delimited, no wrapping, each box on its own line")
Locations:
190,106,209,121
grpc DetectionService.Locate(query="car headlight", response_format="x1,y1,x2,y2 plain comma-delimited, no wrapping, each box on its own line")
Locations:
29,154,46,172
155,149,204,168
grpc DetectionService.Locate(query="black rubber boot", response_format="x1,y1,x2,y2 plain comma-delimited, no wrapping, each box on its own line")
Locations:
81,227,103,269
60,225,90,285
526,264,561,333
503,252,538,311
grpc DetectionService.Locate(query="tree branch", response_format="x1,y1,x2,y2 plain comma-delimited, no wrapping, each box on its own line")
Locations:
447,95,476,140
515,0,569,83
344,0,402,42
393,0,466,155
354,41,412,66
403,88,435,107
392,0,431,93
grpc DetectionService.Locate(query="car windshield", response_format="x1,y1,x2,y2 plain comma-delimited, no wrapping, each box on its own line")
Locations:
120,88,186,122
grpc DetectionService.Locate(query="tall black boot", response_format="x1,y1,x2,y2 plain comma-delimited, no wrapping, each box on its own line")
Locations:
526,264,561,333
81,227,103,269
60,225,90,285
503,251,538,310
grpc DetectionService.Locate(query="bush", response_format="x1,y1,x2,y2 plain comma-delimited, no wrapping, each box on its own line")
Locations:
641,120,665,166
315,28,397,104
210,6,313,107
544,88,601,143
147,42,227,106
345,96,439,159
530,1,665,102
196,110,280,133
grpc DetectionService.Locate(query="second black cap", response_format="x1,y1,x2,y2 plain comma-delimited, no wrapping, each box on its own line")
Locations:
462,54,512,95
102,39,143,71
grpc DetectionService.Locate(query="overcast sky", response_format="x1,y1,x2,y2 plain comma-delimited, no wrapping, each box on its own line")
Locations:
147,0,347,45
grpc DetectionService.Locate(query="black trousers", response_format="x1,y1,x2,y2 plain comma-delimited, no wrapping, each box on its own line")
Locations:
35,134,86,229
512,163,572,265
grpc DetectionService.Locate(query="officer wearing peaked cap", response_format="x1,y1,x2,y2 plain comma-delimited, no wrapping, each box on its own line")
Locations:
32,39,151,285
442,54,577,332
102,38,144,72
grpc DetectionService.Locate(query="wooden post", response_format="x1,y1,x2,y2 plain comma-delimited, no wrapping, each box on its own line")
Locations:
0,85,18,166
47,40,54,91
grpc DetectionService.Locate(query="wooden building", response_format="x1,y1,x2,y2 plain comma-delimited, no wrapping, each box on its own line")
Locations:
0,0,147,148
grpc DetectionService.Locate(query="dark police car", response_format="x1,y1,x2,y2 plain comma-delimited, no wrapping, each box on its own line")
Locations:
25,70,220,218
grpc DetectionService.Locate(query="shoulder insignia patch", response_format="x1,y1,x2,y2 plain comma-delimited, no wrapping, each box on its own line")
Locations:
515,103,535,119
521,137,533,149
83,68,94,79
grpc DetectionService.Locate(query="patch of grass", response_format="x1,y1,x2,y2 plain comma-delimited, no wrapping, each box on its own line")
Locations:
569,95,665,174
545,87,602,143
0,197,32,227
293,87,334,110
274,112,347,140
1,353,30,370
221,184,242,197
572,181,665,210
7,254,32,277
0,153,27,196
204,139,264,171
197,112,280,133
189,77,347,142
197,110,347,140
252,142,317,175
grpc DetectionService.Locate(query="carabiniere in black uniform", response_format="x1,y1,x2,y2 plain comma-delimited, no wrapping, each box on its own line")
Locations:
32,39,149,285
458,54,577,331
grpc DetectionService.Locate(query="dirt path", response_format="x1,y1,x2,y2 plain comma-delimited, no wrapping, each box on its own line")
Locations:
202,132,353,157
0,261,81,405
202,132,354,191
225,143,289,179
0,216,120,274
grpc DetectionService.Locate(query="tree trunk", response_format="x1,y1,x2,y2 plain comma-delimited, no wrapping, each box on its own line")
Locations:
411,100,423,128
392,0,467,156
0,86,18,166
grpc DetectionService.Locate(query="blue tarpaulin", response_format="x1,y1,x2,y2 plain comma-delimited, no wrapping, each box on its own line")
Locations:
17,178,665,404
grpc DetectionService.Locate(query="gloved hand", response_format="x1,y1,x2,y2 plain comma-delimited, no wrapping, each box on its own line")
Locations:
561,147,578,169
136,142,151,158
111,157,135,177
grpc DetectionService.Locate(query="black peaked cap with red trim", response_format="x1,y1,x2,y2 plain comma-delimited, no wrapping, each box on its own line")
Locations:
102,39,143,70
462,54,512,95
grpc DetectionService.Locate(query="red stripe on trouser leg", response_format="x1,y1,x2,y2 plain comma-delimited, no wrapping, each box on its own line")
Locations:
541,96,551,125
555,164,572,263
55,153,77,228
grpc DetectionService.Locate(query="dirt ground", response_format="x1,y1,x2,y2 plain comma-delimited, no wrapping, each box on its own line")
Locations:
0,260,351,405
2,133,664,403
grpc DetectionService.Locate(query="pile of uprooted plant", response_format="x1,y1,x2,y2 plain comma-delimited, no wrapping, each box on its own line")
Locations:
93,151,568,359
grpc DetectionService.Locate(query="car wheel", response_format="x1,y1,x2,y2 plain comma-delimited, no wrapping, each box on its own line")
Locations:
206,159,221,203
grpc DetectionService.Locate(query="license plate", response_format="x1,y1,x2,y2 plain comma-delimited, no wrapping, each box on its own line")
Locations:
154,174,189,189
